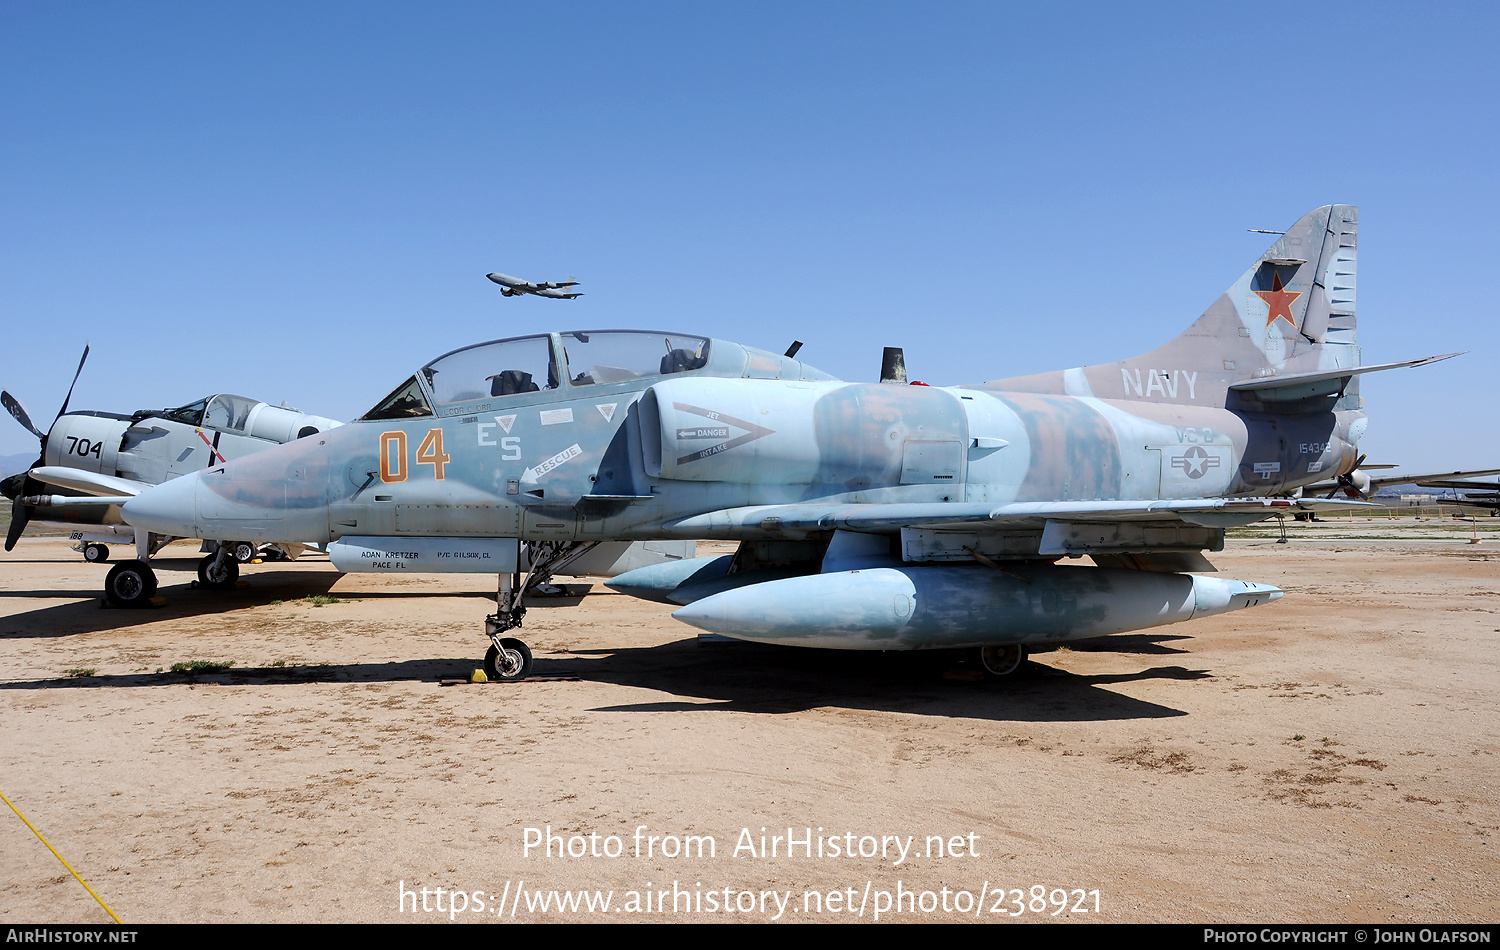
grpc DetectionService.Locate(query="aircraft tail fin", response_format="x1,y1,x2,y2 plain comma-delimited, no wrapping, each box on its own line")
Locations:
986,205,1364,407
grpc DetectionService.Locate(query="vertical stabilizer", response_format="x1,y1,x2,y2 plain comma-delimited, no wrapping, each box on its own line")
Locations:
983,205,1361,407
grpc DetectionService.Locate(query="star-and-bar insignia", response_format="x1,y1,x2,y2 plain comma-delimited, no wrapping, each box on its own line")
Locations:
1254,270,1302,329
672,403,775,465
1171,445,1222,479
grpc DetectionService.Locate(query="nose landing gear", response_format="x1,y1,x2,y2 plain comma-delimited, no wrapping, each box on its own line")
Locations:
480,541,598,682
484,637,533,681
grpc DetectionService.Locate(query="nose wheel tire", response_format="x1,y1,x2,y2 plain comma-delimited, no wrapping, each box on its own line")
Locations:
104,560,158,608
197,554,240,589
83,543,109,563
977,644,1026,678
484,639,534,681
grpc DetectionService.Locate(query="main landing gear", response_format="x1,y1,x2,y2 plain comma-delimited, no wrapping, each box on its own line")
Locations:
481,540,600,681
97,530,172,606
977,644,1027,678
104,560,158,608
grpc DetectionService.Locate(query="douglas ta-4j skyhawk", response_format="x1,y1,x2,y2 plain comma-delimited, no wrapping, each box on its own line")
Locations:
113,205,1454,681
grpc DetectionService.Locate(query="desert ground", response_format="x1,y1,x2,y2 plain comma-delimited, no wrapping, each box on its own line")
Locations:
1,516,1496,923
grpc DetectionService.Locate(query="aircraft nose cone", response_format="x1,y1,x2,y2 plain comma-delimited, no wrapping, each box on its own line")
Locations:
121,472,201,537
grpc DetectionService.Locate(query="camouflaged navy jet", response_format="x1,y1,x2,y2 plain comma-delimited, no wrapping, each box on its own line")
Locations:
118,205,1456,681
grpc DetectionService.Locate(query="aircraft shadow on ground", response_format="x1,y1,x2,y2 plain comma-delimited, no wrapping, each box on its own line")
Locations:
0,564,567,636
0,635,1198,723
0,567,352,638
566,639,1197,722
0,565,588,639
1,567,1198,721
1061,633,1194,655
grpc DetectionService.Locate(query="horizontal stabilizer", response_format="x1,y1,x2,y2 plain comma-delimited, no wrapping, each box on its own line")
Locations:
1229,352,1462,400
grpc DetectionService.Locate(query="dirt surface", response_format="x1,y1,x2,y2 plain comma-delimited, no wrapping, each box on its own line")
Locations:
1,531,1496,923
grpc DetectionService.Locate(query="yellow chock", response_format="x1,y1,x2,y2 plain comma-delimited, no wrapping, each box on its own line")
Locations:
469,669,489,684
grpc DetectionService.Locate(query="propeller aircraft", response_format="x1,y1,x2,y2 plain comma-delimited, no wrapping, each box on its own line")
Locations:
2,347,345,581
1308,468,1500,510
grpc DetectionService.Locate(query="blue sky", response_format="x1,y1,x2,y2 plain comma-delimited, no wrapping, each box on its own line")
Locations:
2,3,1496,468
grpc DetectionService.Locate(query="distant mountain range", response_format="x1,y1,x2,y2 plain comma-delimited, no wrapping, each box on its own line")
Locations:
0,454,38,478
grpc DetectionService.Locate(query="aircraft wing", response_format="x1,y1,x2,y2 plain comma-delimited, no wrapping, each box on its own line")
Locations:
30,466,146,497
1306,467,1500,496
1445,497,1500,510
662,496,1373,538
1408,477,1500,491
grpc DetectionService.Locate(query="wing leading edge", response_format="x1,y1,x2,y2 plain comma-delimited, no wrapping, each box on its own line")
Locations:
661,496,1374,538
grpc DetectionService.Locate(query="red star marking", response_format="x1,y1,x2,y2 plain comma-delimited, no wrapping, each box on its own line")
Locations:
1254,270,1302,329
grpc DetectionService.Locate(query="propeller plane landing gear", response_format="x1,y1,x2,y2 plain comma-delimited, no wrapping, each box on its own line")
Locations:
977,643,1027,678
197,552,240,589
104,560,158,608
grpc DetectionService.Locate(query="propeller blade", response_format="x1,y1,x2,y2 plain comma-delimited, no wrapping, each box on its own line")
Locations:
4,501,29,552
1349,455,1370,498
55,343,90,421
2,391,45,439
2,464,41,551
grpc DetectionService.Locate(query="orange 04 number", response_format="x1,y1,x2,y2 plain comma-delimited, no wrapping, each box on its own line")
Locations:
379,429,449,483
